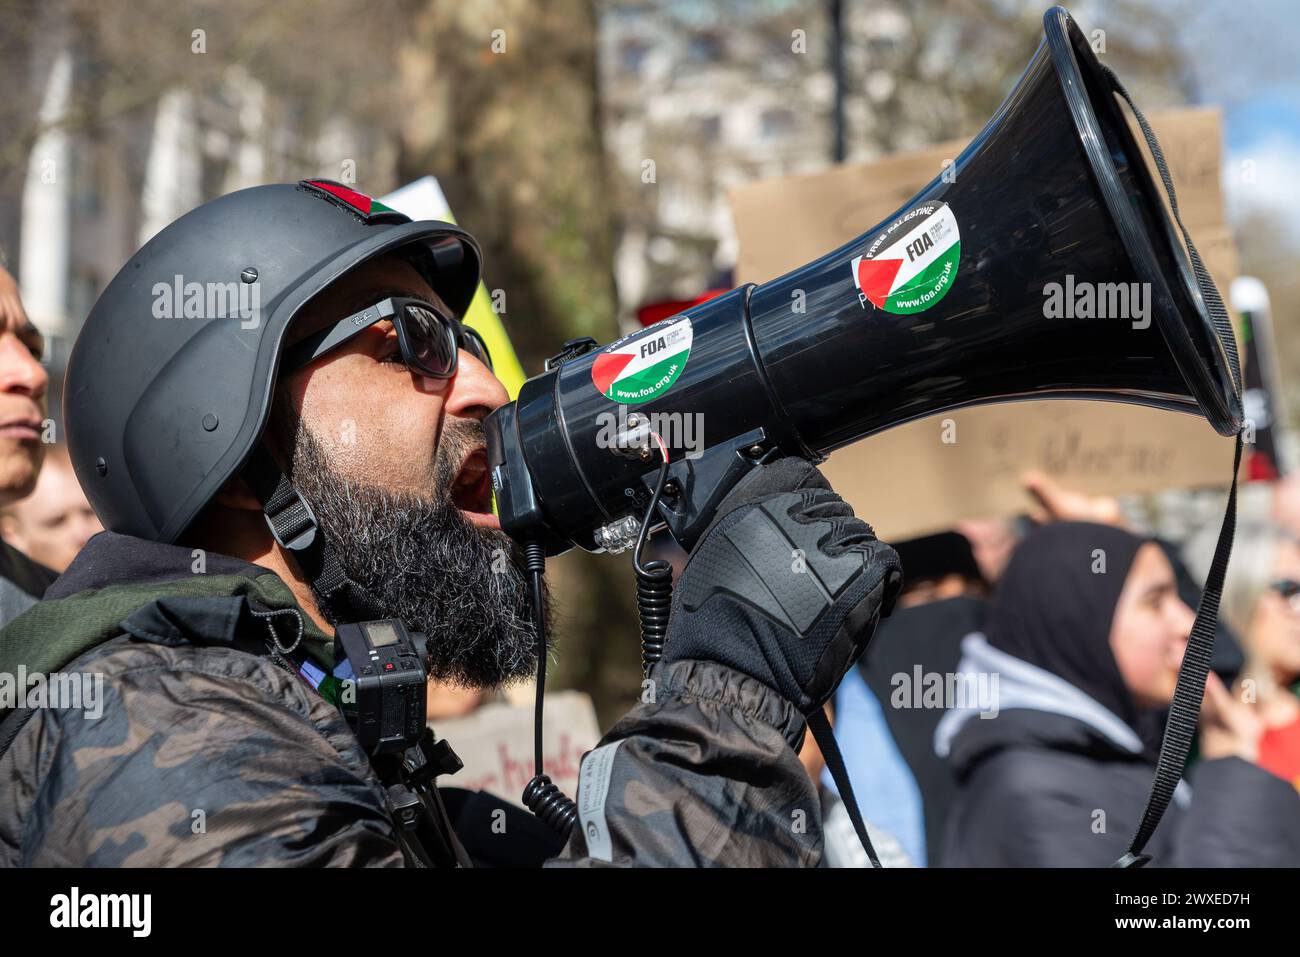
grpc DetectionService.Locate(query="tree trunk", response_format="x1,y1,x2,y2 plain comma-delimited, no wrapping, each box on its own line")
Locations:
397,0,642,723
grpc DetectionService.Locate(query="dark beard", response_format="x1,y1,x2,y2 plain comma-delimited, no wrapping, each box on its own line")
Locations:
287,421,549,689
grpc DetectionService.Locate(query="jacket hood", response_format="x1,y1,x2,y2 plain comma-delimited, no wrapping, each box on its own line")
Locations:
0,531,332,697
934,633,1146,762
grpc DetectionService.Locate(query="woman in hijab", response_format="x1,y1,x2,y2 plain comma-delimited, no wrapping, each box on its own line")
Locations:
936,521,1300,867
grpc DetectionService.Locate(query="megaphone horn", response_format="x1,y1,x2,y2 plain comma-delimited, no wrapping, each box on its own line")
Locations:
486,4,1242,556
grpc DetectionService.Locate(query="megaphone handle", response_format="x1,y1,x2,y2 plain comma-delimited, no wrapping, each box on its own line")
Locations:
646,428,778,552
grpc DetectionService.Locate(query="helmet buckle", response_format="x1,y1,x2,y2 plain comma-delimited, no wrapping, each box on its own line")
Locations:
263,484,319,552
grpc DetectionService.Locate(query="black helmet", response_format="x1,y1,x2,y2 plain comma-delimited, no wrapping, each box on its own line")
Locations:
66,180,482,544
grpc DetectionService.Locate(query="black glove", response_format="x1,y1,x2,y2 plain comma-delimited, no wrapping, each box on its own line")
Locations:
661,456,903,714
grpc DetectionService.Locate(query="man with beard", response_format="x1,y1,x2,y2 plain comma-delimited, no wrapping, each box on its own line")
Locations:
0,182,900,867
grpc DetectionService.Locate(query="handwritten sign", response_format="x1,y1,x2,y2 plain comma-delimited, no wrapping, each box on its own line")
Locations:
432,691,601,809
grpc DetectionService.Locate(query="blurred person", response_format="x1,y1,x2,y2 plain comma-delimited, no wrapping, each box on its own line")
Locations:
938,522,1300,866
0,444,102,573
1272,472,1300,539
1196,521,1300,791
954,517,1017,585
426,679,487,722
0,265,55,624
1021,469,1128,527
835,473,1250,865
834,473,1152,865
831,530,989,866
798,705,914,868
952,469,1124,587
1028,469,1244,681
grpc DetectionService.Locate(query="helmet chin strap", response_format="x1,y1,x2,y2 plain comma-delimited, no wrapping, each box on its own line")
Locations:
241,442,387,624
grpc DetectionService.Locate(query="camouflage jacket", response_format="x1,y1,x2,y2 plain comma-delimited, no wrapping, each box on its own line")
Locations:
0,532,822,867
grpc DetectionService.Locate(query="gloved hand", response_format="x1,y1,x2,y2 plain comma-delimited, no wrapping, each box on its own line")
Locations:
662,456,903,714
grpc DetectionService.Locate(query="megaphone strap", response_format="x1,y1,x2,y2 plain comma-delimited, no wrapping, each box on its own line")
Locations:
1115,433,1243,868
1096,65,1246,868
807,706,882,868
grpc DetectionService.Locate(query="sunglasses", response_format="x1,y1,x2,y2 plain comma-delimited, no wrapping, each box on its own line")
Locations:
281,296,493,379
1268,580,1300,613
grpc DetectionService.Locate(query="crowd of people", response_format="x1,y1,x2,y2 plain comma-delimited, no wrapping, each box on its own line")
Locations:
822,474,1300,866
1,253,1297,867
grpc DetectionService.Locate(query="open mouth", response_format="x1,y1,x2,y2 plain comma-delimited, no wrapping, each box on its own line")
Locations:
449,447,499,528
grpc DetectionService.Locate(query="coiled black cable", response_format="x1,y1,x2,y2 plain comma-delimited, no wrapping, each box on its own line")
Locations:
633,437,673,674
521,540,579,837
634,562,672,672
521,434,673,837
522,774,578,834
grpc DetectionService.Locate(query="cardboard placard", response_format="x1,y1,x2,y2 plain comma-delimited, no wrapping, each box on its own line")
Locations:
732,110,1235,289
432,690,601,809
728,109,1238,541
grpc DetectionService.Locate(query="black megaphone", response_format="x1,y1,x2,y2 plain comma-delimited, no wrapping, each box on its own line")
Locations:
485,5,1242,557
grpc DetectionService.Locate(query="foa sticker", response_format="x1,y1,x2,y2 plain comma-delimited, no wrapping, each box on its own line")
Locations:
851,202,960,315
591,316,693,404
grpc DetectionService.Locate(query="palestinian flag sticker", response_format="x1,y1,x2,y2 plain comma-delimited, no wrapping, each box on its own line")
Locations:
851,202,960,315
591,317,693,404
